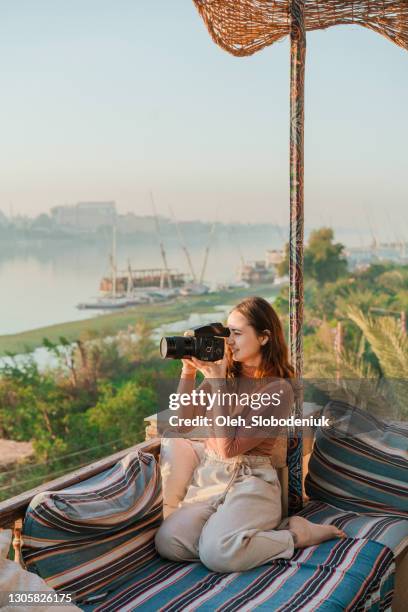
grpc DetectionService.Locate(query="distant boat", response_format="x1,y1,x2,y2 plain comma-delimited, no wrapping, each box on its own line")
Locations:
76,224,184,311
99,269,186,294
239,260,275,285
179,283,210,296
77,294,150,310
146,288,180,301
77,296,130,310
215,281,250,291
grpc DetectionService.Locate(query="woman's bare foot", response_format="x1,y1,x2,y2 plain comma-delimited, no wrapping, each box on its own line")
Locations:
288,516,346,549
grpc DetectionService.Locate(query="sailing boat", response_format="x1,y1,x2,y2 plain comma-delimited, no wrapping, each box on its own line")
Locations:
77,226,146,310
170,206,210,296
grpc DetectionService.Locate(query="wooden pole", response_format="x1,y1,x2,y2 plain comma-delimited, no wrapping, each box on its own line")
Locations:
335,321,343,383
288,0,306,515
400,311,406,336
12,519,23,565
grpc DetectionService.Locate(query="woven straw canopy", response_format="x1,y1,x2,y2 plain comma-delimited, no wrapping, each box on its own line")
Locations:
193,0,408,56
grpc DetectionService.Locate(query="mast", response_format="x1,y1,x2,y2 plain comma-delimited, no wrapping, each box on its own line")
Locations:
127,259,133,297
169,206,197,283
150,191,173,289
288,0,306,514
365,208,378,252
110,225,117,298
199,221,215,284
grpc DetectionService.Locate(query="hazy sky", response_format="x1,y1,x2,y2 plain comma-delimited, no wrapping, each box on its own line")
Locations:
0,1,407,236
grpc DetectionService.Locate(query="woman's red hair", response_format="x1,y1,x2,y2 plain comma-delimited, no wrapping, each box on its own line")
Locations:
226,296,294,380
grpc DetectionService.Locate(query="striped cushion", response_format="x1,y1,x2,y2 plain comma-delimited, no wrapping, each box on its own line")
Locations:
300,500,408,556
305,401,408,519
78,539,394,611
20,446,397,610
22,451,162,602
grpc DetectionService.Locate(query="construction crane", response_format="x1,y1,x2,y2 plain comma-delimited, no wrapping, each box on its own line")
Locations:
150,191,172,289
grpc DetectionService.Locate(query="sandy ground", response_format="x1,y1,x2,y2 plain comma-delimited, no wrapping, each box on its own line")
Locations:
0,439,34,467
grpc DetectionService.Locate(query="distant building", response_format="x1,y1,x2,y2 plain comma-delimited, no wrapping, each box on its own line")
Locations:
51,201,116,231
0,209,8,226
116,214,157,234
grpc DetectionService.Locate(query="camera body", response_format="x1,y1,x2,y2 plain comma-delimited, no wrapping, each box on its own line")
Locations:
160,322,230,361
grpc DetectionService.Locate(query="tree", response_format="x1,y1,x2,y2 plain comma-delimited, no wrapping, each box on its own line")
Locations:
278,227,347,285
304,306,407,420
87,381,157,447
31,213,54,230
277,242,290,277
347,307,408,381
304,228,347,285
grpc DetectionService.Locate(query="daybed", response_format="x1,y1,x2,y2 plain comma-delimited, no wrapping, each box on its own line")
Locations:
1,401,406,611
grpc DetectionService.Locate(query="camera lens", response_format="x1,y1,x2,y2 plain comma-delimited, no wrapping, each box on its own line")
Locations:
159,336,194,359
159,337,171,358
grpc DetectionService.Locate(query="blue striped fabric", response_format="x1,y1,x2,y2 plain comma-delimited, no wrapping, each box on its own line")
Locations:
305,402,408,518
77,539,394,611
22,451,162,602
299,500,408,557
20,441,402,610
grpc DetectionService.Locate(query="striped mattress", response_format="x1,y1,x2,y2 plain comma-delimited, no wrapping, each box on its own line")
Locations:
299,500,408,557
21,449,403,610
78,538,394,611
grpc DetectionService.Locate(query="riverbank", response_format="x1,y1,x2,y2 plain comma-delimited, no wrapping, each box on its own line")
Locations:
0,285,279,355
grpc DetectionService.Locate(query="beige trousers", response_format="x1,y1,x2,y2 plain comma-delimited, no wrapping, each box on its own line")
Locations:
155,447,294,573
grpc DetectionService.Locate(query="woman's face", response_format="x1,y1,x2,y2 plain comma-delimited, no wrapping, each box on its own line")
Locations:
226,310,266,365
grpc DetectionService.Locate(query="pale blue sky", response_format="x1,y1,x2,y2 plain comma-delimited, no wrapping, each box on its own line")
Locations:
0,1,407,235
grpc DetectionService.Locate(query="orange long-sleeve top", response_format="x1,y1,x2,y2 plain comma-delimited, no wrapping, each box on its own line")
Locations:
181,365,294,459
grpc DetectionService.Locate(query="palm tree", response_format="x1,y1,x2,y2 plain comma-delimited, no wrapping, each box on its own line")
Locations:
347,307,407,419
347,307,408,380
305,309,407,420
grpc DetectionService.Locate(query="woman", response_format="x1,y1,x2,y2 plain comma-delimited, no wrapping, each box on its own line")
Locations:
155,297,344,572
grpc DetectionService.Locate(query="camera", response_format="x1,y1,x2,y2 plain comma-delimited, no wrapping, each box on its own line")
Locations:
159,322,230,361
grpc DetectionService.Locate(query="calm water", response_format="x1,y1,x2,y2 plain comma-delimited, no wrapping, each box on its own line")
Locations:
0,234,281,335
0,307,236,371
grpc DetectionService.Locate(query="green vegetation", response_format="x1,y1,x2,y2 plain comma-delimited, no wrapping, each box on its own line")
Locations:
0,324,177,501
278,227,348,285
1,229,407,503
275,232,407,418
0,285,276,355
0,285,277,501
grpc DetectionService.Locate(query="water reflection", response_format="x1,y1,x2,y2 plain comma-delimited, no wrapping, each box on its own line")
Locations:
0,235,280,334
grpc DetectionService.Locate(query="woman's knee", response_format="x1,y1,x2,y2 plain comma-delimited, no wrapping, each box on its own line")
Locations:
199,532,241,573
155,518,184,561
155,509,203,562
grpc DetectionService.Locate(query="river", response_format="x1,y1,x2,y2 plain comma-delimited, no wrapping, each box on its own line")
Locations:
0,233,281,335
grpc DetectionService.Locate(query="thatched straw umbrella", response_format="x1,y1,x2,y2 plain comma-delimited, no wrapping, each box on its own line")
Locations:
193,0,408,513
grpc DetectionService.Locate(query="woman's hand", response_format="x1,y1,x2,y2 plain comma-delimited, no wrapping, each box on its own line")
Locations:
190,352,227,380
180,357,197,378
